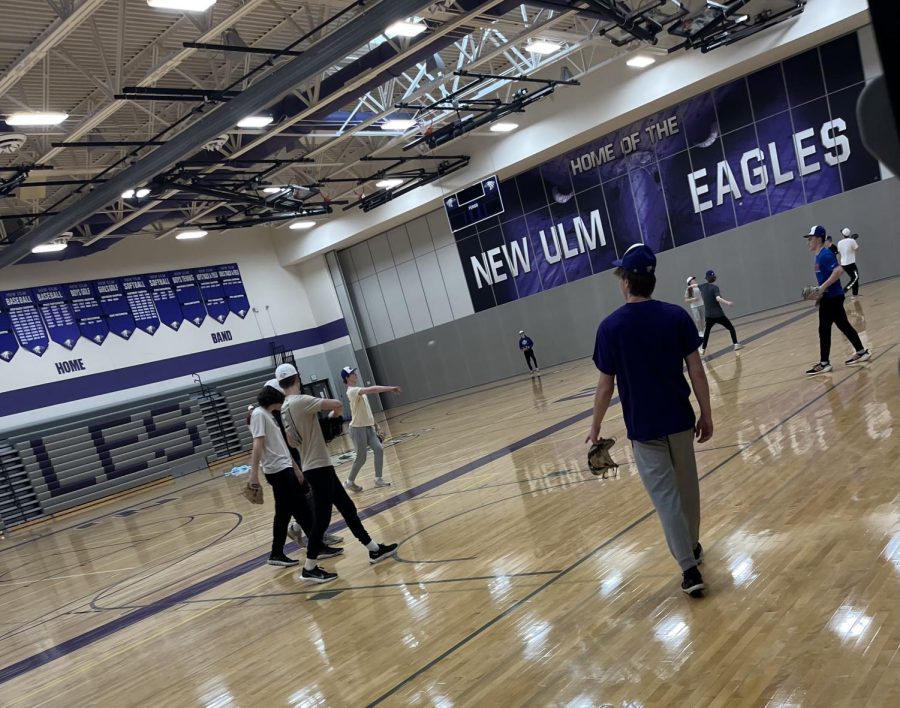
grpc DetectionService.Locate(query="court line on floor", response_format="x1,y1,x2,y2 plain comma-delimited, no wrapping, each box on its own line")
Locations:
0,305,818,686
366,342,897,706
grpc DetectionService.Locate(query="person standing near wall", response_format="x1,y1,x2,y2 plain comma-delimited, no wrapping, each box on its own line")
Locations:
803,225,870,376
586,243,713,597
518,330,539,376
684,276,705,337
698,270,742,356
341,366,400,492
838,227,861,298
278,363,397,583
825,235,839,257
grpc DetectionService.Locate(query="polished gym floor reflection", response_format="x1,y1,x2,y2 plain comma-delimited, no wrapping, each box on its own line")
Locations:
1,279,898,707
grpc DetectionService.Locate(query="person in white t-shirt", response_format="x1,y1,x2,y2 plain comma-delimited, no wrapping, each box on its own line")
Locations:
683,276,705,336
247,384,321,568
341,366,401,491
838,227,860,298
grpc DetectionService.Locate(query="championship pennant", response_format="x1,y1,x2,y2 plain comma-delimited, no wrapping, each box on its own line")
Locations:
33,284,80,350
0,289,50,356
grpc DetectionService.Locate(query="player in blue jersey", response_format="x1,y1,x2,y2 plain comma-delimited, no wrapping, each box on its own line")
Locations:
518,330,539,376
803,226,870,376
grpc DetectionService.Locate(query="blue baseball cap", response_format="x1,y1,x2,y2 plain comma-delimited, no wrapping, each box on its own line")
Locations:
705,269,716,279
612,243,656,274
806,225,826,238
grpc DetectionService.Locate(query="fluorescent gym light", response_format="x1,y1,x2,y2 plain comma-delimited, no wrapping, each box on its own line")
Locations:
626,55,656,68
262,186,286,194
380,119,417,131
5,112,68,126
31,241,68,253
526,39,561,55
289,220,316,230
375,178,404,188
386,20,427,38
175,229,208,240
490,122,519,133
121,189,135,199
236,115,273,129
135,188,151,198
147,0,217,10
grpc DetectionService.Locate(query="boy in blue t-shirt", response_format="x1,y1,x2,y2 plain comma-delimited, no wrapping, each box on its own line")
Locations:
518,330,539,375
803,225,869,376
587,243,713,597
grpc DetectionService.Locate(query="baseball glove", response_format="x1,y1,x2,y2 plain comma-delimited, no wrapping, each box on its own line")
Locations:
801,285,821,301
587,437,619,478
375,425,385,443
242,482,264,505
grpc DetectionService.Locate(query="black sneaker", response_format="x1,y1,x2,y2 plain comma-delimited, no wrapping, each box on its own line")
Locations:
267,553,299,567
845,350,870,365
681,566,705,597
368,542,398,564
301,565,337,583
694,543,704,565
316,545,344,560
805,362,832,376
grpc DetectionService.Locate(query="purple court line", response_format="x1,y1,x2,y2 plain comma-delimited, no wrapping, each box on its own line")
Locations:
0,305,818,686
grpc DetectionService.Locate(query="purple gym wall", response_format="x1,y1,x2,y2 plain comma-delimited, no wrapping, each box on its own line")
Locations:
451,33,881,312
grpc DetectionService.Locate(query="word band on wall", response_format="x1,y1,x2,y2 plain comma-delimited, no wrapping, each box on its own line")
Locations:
0,263,250,362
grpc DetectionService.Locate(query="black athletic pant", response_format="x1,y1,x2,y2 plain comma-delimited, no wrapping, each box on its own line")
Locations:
818,295,864,363
523,348,538,371
264,467,316,556
844,263,860,296
702,315,737,348
304,465,371,559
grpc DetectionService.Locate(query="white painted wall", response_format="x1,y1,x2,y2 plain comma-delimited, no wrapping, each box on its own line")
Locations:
0,229,348,430
273,0,872,264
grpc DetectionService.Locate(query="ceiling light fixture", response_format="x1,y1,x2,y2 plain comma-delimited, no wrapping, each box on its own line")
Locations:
175,229,208,240
236,115,273,129
121,189,135,199
5,112,69,126
380,118,417,131
135,188,151,198
526,39,561,55
385,19,427,38
146,0,217,11
490,122,519,133
626,55,656,68
289,220,316,230
375,178,404,188
262,186,286,194
31,240,68,254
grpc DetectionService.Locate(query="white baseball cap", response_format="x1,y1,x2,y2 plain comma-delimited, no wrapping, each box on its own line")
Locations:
274,363,298,381
518,330,525,335
264,378,283,393
340,366,357,381
841,227,852,237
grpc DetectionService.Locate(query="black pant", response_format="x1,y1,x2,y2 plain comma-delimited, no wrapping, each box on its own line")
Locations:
702,315,737,348
523,349,537,371
264,467,316,556
304,466,371,559
844,263,860,296
818,295,864,363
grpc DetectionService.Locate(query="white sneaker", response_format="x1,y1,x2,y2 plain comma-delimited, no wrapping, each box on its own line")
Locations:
699,347,706,357
374,478,392,488
344,480,363,492
733,342,743,351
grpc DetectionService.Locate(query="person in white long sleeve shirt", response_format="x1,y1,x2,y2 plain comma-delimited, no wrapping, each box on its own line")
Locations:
837,227,860,298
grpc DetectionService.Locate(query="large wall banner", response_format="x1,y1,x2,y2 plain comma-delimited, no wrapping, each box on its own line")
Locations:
453,33,881,312
0,263,250,362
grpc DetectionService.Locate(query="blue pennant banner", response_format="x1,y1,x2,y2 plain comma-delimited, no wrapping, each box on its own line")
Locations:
218,263,250,318
146,271,183,331
33,284,80,350
194,266,230,324
0,307,19,363
1,289,50,356
120,275,160,335
66,282,108,345
95,279,136,340
171,270,207,327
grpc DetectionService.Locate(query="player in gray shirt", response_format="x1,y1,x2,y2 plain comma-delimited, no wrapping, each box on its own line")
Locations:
276,363,397,584
698,270,742,356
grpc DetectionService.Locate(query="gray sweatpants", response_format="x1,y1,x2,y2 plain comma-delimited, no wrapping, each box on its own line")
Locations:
347,425,384,482
632,428,701,572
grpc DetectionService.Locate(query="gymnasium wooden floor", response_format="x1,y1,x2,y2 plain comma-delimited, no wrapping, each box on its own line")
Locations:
2,280,898,707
